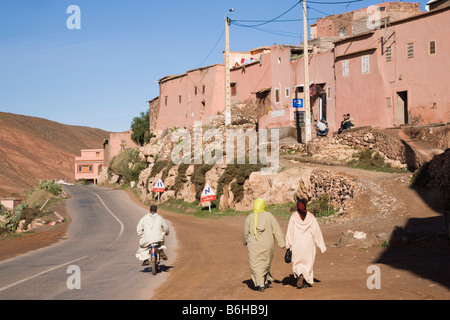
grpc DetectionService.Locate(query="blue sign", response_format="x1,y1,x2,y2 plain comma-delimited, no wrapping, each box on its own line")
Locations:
293,98,303,108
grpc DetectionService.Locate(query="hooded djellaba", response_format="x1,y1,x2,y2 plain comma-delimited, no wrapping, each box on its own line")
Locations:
285,198,326,288
243,198,285,292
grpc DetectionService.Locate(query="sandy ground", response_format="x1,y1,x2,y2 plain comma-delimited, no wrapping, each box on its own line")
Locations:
1,168,449,300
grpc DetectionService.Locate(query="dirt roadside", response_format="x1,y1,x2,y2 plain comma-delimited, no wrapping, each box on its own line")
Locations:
1,167,449,300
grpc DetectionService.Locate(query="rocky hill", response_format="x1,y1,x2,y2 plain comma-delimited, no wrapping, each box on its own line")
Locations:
0,112,110,198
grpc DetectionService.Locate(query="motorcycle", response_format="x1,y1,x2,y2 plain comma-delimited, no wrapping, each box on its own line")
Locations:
149,242,162,275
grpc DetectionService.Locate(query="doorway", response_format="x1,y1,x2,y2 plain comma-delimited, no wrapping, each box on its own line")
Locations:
396,91,408,125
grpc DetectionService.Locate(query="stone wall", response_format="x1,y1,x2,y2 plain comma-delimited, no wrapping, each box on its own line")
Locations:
309,127,417,168
135,162,358,214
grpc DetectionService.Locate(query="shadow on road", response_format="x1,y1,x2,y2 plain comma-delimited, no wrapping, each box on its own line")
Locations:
140,264,174,274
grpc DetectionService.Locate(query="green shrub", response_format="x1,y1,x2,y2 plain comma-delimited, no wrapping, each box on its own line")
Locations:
38,180,61,196
173,164,190,194
347,149,406,173
216,163,265,204
109,148,146,184
308,194,337,218
191,164,214,201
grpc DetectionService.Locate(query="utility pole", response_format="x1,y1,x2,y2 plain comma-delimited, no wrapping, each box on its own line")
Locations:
224,9,234,126
302,0,312,144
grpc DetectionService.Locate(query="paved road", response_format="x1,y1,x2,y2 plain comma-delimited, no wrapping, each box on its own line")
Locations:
0,185,176,300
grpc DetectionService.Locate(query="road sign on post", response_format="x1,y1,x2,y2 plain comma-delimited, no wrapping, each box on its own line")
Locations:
153,179,165,201
293,98,303,109
201,183,216,212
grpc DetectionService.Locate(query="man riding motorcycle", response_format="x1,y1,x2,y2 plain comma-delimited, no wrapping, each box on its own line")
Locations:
136,205,169,266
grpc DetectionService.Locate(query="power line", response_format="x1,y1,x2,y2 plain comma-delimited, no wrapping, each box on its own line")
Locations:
230,0,302,28
194,28,225,69
306,0,364,4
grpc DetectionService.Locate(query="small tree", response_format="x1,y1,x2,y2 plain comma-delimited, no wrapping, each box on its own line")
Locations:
130,110,153,146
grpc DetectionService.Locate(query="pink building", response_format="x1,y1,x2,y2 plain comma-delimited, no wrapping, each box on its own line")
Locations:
74,149,104,184
155,64,225,131
333,5,450,129
151,2,449,139
103,131,139,166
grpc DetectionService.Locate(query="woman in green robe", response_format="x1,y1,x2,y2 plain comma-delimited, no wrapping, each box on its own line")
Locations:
243,198,286,292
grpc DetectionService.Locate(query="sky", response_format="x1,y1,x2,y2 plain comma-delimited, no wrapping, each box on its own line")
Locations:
0,0,432,132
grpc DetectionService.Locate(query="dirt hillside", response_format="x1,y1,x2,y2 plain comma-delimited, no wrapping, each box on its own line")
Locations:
0,112,110,198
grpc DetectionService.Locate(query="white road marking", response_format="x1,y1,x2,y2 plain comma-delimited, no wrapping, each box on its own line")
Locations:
0,188,125,293
0,256,88,293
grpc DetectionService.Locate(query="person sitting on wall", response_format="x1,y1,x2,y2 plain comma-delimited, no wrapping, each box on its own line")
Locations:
338,114,347,134
316,118,329,137
338,114,355,134
344,113,355,130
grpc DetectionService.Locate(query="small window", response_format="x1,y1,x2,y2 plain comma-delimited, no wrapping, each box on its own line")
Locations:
386,46,392,62
164,96,168,106
342,60,349,77
429,41,436,55
202,85,206,94
326,86,331,100
285,87,290,98
275,88,280,103
195,87,198,95
96,152,100,157
231,83,237,96
386,97,391,108
179,95,182,104
339,27,346,37
407,42,414,59
78,165,92,173
362,55,369,74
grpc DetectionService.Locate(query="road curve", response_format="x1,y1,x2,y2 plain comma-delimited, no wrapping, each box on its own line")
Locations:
0,185,176,300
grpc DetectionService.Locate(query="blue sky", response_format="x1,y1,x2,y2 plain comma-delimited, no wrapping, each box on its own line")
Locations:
0,0,431,132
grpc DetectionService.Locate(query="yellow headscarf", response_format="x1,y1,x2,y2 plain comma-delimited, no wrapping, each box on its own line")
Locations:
253,198,266,239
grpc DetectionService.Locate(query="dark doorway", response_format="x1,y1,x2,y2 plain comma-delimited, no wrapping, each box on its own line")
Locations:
396,91,408,125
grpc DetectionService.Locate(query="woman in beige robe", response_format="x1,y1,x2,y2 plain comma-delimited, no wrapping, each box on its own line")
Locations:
285,199,326,288
243,198,285,292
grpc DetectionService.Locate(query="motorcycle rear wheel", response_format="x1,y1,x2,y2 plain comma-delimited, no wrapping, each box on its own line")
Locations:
150,257,158,275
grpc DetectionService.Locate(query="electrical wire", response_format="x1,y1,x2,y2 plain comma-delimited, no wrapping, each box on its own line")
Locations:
194,28,225,69
231,0,302,27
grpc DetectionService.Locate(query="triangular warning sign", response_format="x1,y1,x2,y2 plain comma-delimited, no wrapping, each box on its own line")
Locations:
153,179,165,192
201,183,216,202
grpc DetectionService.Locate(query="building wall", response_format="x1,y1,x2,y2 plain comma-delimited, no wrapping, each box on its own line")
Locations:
155,65,225,131
104,131,139,166
334,7,450,129
230,53,272,105
75,149,104,182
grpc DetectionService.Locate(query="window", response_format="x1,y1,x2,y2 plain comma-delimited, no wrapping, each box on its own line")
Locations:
96,152,100,157
285,87,290,98
342,60,349,77
202,85,206,94
407,42,414,59
179,95,182,104
164,96,168,106
275,88,280,103
386,97,391,108
195,87,198,95
326,86,331,100
339,27,346,37
429,41,436,55
362,55,369,74
386,46,392,62
231,82,237,96
78,165,92,173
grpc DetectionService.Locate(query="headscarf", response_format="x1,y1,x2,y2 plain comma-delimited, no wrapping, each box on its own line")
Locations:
297,198,307,220
253,198,266,239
